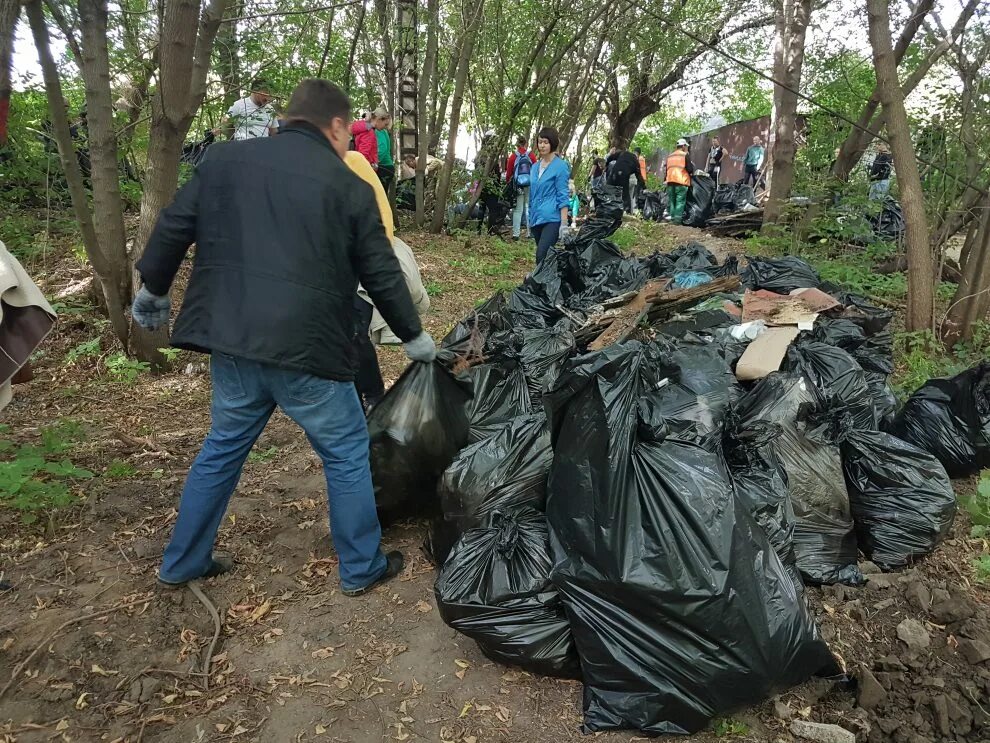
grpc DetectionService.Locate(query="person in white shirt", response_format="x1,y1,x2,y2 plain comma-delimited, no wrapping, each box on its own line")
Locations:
214,78,277,141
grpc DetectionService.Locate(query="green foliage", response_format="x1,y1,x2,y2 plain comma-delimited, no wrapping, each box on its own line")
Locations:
720,69,772,124
104,459,138,479
105,352,151,384
974,555,990,584
158,347,181,363
712,718,750,737
631,108,705,155
891,325,990,399
248,446,278,463
0,421,93,522
426,281,445,297
963,472,990,532
66,338,102,364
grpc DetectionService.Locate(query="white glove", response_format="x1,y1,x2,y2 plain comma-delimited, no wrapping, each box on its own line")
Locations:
694,170,706,177
403,331,437,363
559,225,575,240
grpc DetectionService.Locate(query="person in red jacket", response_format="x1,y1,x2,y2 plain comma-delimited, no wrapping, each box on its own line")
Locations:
505,135,537,240
351,109,381,168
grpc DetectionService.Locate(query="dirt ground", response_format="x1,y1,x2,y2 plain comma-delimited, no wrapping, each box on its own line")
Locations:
1,219,988,743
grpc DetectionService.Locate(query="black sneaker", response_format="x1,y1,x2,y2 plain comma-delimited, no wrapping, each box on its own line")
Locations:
158,556,234,588
341,551,404,597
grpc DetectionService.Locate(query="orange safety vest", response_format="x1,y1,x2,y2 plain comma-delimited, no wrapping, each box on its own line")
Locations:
665,151,691,186
638,155,647,181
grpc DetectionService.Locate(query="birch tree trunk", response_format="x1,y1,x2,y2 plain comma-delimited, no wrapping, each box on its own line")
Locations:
416,0,439,228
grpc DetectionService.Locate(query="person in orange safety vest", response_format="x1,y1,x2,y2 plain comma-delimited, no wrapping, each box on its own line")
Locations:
664,138,696,225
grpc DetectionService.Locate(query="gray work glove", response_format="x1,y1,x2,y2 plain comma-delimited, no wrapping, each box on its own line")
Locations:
559,224,575,241
404,331,437,363
131,285,171,331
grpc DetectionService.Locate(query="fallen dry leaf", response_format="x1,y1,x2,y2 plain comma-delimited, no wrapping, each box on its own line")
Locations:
74,692,89,710
455,669,466,680
454,659,470,669
414,600,432,613
315,723,327,734
496,705,511,723
459,701,473,718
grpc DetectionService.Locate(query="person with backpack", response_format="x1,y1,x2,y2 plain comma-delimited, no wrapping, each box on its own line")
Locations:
506,135,537,240
606,147,646,214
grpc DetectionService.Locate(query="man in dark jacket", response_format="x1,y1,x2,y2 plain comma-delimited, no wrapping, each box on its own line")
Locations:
605,148,646,214
868,142,893,201
131,79,436,596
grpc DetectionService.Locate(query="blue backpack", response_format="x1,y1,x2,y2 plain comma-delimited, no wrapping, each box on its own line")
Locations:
514,151,533,187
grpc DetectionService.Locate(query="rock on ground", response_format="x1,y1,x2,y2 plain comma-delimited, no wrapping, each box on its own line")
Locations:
790,719,857,743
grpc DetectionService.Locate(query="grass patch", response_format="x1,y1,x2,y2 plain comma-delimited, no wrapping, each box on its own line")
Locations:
712,718,750,736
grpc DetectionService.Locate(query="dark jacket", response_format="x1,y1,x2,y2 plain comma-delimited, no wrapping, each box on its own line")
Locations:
869,151,892,181
605,150,646,188
136,122,421,382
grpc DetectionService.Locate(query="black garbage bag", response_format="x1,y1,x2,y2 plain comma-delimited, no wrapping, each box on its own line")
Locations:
669,241,718,270
579,185,625,241
683,173,716,227
640,251,677,278
428,414,551,565
508,253,569,326
820,285,893,336
841,430,956,571
656,308,738,338
887,361,990,477
368,354,473,523
441,292,513,356
734,374,863,586
742,256,821,293
722,415,802,590
545,343,838,735
465,359,532,443
869,198,905,240
733,184,757,210
564,239,647,309
783,340,878,430
656,336,741,442
519,326,576,407
813,318,896,425
713,184,736,214
435,508,581,679
642,190,667,222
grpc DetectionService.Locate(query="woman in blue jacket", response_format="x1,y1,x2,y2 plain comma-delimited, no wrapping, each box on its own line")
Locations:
528,127,572,264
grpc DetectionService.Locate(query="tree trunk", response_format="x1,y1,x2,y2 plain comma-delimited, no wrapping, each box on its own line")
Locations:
415,0,438,228
77,0,131,308
762,0,812,226
25,0,130,345
866,0,933,332
0,0,17,147
942,202,990,345
131,0,228,364
429,52,457,154
430,0,484,234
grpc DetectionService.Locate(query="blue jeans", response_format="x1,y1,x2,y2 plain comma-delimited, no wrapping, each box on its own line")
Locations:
512,187,529,237
159,354,387,591
533,221,560,265
869,179,890,201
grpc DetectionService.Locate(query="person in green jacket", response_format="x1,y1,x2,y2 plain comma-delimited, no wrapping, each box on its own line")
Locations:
373,107,395,193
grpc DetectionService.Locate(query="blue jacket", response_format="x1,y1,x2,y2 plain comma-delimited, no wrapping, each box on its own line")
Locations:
528,156,571,228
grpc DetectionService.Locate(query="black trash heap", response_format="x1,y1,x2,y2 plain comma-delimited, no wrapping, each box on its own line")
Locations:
366,199,966,735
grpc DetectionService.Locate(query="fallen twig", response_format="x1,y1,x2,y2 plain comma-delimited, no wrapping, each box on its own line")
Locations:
188,581,221,690
0,596,151,699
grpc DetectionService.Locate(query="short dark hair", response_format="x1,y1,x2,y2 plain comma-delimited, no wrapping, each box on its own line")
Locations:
537,126,560,153
251,77,272,93
634,147,641,155
516,134,527,147
285,79,351,129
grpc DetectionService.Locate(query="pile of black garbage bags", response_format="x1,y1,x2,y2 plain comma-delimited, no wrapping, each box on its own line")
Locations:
365,186,974,736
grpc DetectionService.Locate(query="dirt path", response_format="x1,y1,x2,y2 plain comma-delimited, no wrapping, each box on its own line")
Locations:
1,224,987,743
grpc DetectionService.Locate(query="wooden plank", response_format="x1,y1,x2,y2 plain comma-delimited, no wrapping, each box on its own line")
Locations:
588,279,670,351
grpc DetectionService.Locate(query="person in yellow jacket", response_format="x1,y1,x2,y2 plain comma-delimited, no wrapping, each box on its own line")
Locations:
343,151,430,411
664,139,696,225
